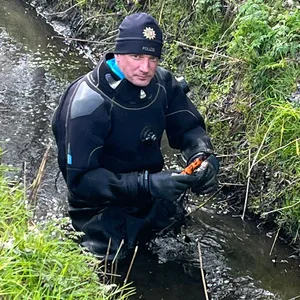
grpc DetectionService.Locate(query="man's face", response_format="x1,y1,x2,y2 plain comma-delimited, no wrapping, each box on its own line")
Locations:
115,54,159,87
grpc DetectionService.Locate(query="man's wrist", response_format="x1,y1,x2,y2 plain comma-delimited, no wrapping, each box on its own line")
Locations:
187,150,214,165
206,155,220,173
138,170,150,195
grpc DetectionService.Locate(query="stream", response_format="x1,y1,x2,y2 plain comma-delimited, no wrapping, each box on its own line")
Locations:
1,0,300,299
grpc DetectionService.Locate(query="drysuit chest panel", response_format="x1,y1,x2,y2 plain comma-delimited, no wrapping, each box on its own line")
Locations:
101,91,167,173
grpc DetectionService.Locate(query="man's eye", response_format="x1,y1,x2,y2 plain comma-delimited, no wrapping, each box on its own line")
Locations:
131,55,141,59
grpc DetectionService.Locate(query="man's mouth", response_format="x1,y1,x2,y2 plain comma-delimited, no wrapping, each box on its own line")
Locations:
136,75,149,80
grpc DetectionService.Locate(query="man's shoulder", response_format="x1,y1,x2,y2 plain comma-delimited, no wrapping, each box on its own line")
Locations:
66,74,110,119
156,66,173,82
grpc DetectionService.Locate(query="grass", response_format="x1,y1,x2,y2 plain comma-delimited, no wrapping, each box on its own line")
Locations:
0,168,135,299
224,1,300,238
144,0,300,241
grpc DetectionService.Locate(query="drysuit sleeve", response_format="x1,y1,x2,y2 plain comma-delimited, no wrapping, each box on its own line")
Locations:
160,68,214,160
65,80,139,208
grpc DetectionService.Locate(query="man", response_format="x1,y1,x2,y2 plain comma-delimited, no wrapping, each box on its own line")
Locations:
52,12,219,259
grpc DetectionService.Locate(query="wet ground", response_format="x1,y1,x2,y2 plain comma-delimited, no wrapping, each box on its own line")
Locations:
1,0,300,299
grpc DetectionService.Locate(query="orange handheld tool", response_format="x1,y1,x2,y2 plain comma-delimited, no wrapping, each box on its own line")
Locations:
181,158,203,175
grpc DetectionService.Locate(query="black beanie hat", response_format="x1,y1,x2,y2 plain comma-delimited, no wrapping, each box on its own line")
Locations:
114,13,163,58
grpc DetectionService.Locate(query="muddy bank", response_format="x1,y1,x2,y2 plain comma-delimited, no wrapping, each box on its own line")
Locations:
25,0,126,62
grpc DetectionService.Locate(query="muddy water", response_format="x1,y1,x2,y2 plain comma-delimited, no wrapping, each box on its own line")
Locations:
0,1,300,299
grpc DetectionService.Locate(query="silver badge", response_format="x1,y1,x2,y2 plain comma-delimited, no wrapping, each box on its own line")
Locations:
142,27,156,40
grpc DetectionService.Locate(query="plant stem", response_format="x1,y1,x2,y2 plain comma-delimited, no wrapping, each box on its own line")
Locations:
198,242,209,300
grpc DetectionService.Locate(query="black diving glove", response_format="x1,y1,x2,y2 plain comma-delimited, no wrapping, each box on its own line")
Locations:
138,170,198,202
189,154,219,195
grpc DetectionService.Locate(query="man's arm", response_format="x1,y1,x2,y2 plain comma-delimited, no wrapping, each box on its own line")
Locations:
160,68,213,155
161,68,219,193
64,86,143,207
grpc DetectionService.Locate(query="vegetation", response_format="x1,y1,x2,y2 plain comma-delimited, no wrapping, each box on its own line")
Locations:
28,0,300,246
0,168,135,299
143,0,300,244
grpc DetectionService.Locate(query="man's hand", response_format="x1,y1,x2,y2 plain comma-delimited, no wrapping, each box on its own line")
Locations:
190,154,219,195
139,170,198,202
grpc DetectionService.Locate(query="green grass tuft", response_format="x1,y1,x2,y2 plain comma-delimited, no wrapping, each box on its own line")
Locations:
0,170,135,299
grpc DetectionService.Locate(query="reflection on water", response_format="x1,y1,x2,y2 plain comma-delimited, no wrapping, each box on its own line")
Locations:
0,0,89,220
145,207,300,299
0,0,300,299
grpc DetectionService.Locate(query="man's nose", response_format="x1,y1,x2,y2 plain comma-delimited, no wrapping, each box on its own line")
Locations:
139,58,150,72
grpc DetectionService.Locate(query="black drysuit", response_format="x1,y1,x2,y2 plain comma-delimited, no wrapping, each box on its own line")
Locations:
52,53,214,259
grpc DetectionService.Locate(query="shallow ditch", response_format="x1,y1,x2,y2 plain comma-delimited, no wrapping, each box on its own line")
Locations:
1,0,300,299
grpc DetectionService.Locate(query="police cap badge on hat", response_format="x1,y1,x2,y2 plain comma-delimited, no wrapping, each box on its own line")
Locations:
114,13,163,58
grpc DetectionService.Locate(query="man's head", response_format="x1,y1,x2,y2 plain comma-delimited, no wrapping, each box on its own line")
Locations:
114,13,163,87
